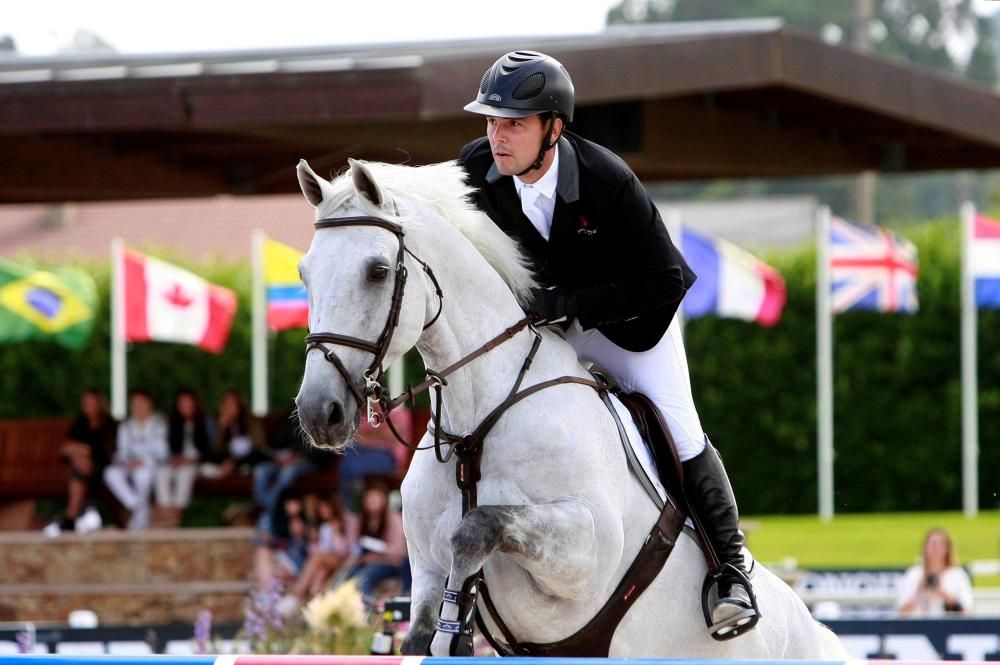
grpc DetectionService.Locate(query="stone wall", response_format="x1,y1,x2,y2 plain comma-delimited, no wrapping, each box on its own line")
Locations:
0,528,254,624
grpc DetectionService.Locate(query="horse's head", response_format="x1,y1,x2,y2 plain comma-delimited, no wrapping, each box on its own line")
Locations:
294,159,428,451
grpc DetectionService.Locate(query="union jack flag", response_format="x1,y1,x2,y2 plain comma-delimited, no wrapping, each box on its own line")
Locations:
830,217,919,314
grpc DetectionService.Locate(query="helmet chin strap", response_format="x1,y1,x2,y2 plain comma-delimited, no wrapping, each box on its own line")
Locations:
515,115,557,177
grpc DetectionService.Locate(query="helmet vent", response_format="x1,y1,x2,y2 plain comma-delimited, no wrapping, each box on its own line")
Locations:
512,72,545,100
479,67,492,94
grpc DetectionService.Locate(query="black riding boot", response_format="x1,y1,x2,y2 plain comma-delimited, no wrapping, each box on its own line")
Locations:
682,443,758,639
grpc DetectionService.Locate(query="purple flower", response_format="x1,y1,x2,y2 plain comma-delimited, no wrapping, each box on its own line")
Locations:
15,628,34,654
193,609,213,654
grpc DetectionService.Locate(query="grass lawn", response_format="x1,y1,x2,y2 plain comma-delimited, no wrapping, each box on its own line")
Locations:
744,511,1000,583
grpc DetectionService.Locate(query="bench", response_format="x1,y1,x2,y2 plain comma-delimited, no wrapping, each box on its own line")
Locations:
0,417,74,500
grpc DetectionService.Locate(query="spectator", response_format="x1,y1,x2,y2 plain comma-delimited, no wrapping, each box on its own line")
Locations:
252,413,326,522
155,388,213,526
897,527,974,616
254,487,310,592
337,411,407,512
201,390,266,478
346,481,409,603
285,493,352,610
55,389,117,532
103,388,167,530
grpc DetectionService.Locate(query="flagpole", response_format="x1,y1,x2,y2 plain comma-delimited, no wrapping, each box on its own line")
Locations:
251,230,269,417
110,237,127,420
960,201,979,518
816,206,834,521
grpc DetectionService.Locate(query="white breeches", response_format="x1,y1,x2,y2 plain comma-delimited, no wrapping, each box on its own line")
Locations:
104,463,155,529
563,317,706,461
155,463,198,508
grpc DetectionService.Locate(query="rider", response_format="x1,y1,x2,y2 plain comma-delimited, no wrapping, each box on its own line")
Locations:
457,50,757,639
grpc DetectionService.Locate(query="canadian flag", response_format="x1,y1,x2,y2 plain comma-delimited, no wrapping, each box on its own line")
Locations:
120,249,237,353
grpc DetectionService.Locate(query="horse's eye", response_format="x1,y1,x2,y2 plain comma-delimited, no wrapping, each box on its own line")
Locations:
368,264,390,282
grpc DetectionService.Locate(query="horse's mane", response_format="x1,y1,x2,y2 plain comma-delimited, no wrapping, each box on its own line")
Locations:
318,160,537,305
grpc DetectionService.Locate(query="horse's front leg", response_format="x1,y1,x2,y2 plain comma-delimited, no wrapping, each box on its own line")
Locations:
400,555,447,655
430,500,598,656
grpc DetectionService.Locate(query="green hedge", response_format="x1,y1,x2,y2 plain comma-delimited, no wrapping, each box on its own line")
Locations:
684,218,1000,514
3,219,998,513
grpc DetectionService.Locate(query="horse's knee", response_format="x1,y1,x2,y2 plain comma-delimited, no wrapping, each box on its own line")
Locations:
451,506,511,565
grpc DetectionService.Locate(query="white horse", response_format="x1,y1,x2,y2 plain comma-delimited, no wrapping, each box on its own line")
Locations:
293,157,846,659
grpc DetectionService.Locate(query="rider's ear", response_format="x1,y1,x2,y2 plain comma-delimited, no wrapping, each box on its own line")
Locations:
296,159,331,207
348,158,384,208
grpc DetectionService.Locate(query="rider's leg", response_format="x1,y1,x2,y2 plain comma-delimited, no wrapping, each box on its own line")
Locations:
563,318,756,635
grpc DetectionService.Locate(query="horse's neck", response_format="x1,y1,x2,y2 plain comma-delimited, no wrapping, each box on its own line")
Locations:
411,231,539,433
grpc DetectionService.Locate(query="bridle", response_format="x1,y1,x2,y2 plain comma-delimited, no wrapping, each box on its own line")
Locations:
304,215,443,431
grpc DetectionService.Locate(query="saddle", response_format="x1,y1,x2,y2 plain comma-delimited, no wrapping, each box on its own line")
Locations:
617,391,723,574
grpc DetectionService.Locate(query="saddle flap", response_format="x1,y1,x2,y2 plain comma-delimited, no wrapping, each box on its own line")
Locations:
618,391,685,499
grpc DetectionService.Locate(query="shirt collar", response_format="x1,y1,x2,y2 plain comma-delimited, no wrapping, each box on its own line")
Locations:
514,144,559,200
487,135,579,204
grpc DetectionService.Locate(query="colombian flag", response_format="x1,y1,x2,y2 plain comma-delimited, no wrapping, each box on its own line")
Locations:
0,260,98,350
264,237,308,331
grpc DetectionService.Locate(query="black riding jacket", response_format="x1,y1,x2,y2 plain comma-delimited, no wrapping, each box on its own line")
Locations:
457,131,696,352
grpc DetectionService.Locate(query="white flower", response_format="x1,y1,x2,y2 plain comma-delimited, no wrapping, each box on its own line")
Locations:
301,580,368,632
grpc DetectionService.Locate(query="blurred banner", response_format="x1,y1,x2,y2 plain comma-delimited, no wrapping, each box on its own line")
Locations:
119,248,237,354
262,235,308,331
0,260,97,351
681,227,786,327
829,216,920,314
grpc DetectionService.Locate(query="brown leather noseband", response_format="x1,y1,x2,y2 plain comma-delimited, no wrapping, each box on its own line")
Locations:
304,215,442,422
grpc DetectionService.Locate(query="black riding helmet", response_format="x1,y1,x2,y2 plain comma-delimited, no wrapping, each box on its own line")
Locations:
464,50,575,123
465,51,575,175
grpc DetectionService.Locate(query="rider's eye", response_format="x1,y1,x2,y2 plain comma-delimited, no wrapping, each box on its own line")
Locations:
368,264,390,282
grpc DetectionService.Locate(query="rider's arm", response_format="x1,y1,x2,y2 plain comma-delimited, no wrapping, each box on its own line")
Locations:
571,174,691,329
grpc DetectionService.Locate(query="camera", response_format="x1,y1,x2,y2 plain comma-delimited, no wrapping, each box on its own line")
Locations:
925,574,938,588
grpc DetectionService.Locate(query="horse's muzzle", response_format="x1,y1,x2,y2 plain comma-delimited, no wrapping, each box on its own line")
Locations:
295,394,357,451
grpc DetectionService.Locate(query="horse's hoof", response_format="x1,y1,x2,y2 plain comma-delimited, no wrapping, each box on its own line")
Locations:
450,633,475,656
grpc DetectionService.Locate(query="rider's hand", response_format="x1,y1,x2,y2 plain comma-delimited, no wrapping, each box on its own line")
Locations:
528,285,577,326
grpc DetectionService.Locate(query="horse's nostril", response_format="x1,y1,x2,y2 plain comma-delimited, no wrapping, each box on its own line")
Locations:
327,401,344,428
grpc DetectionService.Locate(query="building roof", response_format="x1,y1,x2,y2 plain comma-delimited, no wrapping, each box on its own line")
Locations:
3,20,1000,203
0,195,314,261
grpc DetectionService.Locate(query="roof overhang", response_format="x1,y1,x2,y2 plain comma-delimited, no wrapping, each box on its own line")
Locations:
2,19,999,203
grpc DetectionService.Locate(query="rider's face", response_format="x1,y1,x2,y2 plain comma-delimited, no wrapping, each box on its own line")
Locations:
486,114,550,178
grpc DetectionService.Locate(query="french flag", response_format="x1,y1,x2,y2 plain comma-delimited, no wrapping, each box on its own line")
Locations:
972,214,1000,309
121,249,237,354
681,228,787,327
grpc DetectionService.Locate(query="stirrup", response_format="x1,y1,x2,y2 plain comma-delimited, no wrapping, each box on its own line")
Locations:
700,562,761,641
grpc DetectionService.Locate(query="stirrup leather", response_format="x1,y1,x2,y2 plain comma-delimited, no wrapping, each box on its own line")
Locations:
436,575,479,655
700,562,760,641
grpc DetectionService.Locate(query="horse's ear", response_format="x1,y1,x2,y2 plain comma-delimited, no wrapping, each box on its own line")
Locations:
297,159,328,207
348,158,383,208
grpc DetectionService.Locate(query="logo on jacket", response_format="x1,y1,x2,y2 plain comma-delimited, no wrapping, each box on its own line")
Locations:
577,216,598,236
488,93,502,102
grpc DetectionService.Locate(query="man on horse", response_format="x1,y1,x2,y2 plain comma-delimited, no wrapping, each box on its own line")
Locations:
457,50,757,639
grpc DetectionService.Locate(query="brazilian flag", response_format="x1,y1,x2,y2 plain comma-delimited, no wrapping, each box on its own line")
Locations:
0,260,98,351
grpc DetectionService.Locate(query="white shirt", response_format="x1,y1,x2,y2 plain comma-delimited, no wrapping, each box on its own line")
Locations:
513,144,559,241
895,564,974,615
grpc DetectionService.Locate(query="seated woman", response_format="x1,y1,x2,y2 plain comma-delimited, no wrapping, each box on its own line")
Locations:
346,481,410,603
203,390,266,478
103,388,167,530
155,388,213,526
56,389,117,532
897,527,974,616
278,493,352,614
254,487,311,592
